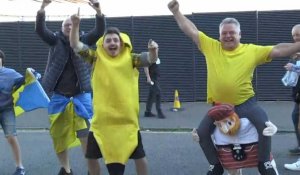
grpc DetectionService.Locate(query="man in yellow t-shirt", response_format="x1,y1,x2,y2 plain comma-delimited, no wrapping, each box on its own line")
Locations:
69,12,159,175
169,0,300,175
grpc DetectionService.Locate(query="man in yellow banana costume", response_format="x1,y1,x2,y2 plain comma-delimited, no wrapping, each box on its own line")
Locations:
69,12,158,175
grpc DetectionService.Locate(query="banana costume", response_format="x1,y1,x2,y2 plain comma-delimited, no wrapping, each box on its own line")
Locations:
83,33,141,164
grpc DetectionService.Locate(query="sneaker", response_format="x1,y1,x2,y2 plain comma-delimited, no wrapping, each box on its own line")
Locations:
289,147,300,155
207,163,224,175
258,161,277,175
144,111,156,117
13,167,25,175
284,159,300,171
58,168,73,175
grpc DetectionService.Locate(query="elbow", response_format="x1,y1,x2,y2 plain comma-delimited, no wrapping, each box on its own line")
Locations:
70,42,78,50
71,42,83,53
269,48,282,58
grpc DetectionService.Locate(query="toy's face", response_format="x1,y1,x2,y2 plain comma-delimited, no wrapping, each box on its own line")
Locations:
214,112,240,135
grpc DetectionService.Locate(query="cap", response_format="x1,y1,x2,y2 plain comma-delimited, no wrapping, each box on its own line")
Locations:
207,103,235,121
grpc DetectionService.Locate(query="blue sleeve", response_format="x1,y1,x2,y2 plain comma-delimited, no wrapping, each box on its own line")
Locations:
292,65,300,73
14,76,25,89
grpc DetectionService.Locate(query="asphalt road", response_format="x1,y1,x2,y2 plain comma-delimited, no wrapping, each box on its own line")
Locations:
0,131,299,175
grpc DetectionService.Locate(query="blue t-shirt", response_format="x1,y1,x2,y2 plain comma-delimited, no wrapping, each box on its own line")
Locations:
0,67,24,109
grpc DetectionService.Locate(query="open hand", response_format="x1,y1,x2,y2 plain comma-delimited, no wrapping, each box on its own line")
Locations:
262,121,278,136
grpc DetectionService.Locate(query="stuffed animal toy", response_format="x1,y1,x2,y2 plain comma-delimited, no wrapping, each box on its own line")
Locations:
192,103,279,175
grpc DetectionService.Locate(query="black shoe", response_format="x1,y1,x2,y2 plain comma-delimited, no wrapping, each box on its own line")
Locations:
157,110,166,119
258,161,277,175
207,163,224,175
144,111,156,117
58,168,73,175
158,112,166,119
289,147,300,155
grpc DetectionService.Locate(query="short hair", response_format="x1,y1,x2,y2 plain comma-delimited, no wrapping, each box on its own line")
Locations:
0,49,5,65
292,24,300,35
104,27,120,36
219,17,241,34
61,16,71,27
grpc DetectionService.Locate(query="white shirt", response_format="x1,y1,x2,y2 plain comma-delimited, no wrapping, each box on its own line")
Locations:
213,118,258,145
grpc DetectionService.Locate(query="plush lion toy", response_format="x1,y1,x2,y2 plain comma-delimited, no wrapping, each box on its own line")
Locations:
192,103,279,175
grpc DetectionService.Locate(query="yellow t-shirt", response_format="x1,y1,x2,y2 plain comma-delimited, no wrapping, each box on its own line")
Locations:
199,32,273,105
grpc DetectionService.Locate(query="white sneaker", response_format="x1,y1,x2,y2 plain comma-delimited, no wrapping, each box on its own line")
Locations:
284,159,300,171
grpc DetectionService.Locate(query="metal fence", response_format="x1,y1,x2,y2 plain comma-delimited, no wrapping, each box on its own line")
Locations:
0,10,298,102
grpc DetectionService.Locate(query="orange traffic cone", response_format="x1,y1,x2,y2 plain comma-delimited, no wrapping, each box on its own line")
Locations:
171,89,182,112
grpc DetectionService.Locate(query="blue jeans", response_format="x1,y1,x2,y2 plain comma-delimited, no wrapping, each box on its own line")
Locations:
0,108,17,137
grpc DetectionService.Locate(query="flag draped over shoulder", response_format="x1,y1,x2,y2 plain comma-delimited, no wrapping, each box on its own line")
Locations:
13,68,49,117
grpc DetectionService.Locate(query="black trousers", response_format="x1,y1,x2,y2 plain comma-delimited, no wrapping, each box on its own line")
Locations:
291,102,300,146
145,80,162,113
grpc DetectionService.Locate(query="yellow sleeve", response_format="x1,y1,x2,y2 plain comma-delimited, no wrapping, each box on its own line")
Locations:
78,45,97,64
252,45,274,65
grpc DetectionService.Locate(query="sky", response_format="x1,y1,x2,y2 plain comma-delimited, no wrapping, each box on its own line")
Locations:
1,0,300,21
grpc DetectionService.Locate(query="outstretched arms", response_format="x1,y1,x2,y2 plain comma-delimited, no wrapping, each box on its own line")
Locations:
270,42,300,59
168,0,200,47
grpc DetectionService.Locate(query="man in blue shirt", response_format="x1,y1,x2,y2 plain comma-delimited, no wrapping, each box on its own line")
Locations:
0,49,26,175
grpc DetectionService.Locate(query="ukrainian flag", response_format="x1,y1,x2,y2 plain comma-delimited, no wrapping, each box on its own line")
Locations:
49,93,92,153
13,68,49,117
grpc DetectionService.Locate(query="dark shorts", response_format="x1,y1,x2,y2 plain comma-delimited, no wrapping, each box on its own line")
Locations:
86,131,146,160
76,120,90,138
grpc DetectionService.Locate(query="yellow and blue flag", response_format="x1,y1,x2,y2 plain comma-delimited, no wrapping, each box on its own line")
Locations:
13,68,49,117
48,93,92,153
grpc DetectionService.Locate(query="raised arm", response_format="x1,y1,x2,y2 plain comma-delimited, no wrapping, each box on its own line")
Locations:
70,9,84,52
80,0,106,46
133,39,159,68
35,0,57,45
269,42,300,59
168,0,200,46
